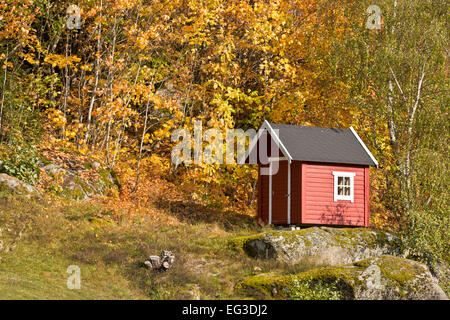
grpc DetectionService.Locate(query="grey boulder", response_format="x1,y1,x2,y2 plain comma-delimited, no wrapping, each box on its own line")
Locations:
236,255,448,300
230,226,405,266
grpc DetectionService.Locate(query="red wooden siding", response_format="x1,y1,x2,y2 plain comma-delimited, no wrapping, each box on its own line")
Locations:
364,166,370,227
301,162,368,227
257,159,370,227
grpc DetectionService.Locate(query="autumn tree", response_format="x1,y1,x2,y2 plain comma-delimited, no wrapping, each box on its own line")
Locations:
326,0,448,259
1,0,446,255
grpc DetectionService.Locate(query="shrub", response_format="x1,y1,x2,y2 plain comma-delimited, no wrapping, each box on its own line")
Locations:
287,279,342,300
402,210,450,264
0,143,40,185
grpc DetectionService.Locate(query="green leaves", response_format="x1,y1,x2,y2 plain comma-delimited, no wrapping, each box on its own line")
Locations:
288,278,342,300
0,143,40,185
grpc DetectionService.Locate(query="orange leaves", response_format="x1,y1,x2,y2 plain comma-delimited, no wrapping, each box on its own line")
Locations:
135,35,149,50
3,0,366,219
46,108,67,129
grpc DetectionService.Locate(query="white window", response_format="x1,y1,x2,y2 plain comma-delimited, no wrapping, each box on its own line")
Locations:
332,171,355,203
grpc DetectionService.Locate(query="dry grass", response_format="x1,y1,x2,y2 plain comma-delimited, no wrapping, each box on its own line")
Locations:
0,189,321,300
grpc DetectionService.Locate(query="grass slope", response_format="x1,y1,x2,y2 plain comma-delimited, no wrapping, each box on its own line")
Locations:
0,244,144,299
0,192,319,300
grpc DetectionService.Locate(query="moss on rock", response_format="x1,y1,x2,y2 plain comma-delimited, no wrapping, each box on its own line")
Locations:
228,227,405,267
96,169,120,193
0,173,41,198
236,255,448,300
43,162,120,200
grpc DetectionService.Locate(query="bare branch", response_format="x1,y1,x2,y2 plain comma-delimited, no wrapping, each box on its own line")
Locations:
388,64,407,103
410,64,426,125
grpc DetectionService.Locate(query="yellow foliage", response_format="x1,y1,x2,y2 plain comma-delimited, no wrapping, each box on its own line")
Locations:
46,108,67,128
44,54,81,70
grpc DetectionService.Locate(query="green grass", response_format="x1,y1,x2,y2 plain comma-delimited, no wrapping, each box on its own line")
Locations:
0,193,320,300
0,243,145,299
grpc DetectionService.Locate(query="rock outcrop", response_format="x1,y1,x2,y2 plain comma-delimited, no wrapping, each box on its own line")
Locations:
42,164,119,200
236,255,448,300
229,227,405,266
0,173,41,198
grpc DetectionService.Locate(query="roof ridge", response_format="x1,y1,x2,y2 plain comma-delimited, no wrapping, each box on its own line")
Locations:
268,121,349,131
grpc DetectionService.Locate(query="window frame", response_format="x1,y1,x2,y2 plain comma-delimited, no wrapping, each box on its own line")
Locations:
332,171,355,203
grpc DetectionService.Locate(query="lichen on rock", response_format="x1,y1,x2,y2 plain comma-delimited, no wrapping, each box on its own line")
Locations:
0,173,41,198
42,163,119,200
236,255,448,300
229,227,405,266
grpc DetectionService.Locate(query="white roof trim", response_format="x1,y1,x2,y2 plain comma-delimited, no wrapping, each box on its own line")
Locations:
238,125,264,164
349,126,378,167
239,120,292,164
264,120,293,162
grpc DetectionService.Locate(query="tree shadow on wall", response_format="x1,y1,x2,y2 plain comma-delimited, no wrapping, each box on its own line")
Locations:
320,203,363,226
320,203,347,225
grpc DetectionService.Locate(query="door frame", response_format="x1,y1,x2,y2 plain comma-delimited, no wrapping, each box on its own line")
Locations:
268,157,290,225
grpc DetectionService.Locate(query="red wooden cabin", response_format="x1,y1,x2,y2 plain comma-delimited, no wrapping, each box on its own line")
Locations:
242,121,378,227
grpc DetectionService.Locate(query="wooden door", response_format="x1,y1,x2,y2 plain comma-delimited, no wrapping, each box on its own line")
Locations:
271,160,288,224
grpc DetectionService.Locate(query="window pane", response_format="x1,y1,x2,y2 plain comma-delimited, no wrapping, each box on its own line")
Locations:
338,177,343,186
338,186,343,195
344,187,350,196
344,177,350,186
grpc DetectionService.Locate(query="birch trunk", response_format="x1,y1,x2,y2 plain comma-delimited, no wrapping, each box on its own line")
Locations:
105,15,118,167
0,45,8,134
86,0,103,144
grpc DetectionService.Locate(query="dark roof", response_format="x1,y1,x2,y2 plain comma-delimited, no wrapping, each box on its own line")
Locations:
267,122,377,166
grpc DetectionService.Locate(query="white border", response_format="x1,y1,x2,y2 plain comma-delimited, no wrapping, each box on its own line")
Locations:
349,127,378,167
332,171,355,203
